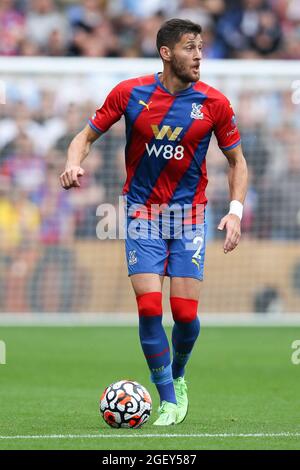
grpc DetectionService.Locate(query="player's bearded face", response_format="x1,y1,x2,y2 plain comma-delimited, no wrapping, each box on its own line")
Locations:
170,33,202,83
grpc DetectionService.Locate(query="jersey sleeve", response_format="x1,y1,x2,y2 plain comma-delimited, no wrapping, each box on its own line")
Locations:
213,96,241,151
88,82,129,134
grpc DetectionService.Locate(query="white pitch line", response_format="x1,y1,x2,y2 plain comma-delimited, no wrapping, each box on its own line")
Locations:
0,433,300,440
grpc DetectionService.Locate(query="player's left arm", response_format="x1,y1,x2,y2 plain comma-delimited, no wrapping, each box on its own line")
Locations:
218,144,248,254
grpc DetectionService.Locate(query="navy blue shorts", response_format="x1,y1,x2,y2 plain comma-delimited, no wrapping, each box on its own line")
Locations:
125,216,207,281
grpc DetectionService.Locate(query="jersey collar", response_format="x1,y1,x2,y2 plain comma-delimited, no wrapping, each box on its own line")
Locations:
155,72,195,96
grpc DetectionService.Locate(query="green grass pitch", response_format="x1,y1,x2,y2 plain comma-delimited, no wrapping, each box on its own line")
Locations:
0,325,299,450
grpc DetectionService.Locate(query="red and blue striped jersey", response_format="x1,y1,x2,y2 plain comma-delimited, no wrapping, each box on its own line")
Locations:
89,73,241,221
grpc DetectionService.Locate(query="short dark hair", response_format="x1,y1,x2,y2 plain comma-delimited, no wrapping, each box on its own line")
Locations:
156,18,202,57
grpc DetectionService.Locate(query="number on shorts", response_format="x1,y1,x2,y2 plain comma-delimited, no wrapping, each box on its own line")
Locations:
192,236,204,260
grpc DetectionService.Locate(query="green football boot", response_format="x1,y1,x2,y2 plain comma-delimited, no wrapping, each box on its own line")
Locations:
153,401,177,426
174,377,188,424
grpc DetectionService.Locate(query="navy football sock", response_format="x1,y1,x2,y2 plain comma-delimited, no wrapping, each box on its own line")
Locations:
139,315,176,404
172,317,200,379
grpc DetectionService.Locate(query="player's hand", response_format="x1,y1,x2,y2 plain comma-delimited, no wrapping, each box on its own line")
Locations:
217,214,241,254
60,165,85,190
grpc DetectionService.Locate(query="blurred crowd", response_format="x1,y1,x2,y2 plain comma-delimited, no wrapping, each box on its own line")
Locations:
0,74,299,248
0,93,115,246
0,0,299,249
1,0,300,59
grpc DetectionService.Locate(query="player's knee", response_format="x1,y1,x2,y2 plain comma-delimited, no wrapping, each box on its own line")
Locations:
136,292,162,317
170,297,198,323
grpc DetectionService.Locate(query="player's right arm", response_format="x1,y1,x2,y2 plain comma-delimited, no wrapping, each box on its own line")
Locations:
60,125,100,190
60,80,130,190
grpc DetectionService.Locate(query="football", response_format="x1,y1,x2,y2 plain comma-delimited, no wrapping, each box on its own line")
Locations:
99,380,152,429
